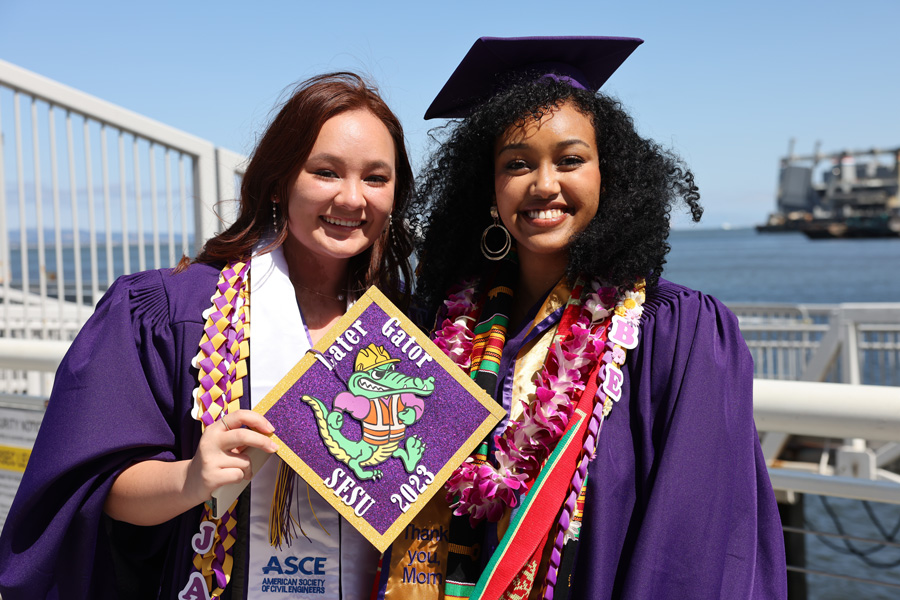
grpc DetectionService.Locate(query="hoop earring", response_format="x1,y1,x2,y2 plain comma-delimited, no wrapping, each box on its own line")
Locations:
481,205,511,261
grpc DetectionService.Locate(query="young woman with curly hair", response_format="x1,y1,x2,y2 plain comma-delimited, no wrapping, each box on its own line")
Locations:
413,76,701,316
374,37,786,600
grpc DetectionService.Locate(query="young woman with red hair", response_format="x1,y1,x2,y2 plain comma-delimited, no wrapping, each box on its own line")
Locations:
0,72,414,600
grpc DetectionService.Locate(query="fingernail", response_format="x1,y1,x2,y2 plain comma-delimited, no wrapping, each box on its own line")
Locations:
269,442,279,452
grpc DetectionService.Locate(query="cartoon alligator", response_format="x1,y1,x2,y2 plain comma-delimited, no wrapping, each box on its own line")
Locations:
303,343,435,481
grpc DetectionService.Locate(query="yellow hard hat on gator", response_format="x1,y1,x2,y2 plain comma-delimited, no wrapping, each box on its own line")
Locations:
355,343,401,372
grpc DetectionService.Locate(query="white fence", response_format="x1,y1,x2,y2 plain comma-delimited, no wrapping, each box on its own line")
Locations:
731,303,900,386
733,305,900,594
0,59,246,395
729,303,900,495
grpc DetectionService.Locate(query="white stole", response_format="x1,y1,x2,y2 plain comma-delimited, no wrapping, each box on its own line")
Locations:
247,246,380,599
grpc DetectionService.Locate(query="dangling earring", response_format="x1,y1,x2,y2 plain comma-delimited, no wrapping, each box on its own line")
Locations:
481,205,511,261
272,199,278,231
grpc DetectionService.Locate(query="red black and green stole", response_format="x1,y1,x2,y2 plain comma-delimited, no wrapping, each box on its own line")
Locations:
375,261,611,600
444,256,518,599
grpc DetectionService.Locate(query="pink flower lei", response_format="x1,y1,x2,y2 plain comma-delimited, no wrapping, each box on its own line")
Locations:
435,278,646,525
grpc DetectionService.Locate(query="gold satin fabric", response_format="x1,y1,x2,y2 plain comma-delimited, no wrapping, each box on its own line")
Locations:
382,494,453,599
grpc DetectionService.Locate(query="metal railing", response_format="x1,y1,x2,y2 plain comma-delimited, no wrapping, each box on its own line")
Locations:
737,305,900,596
0,59,246,395
731,303,900,386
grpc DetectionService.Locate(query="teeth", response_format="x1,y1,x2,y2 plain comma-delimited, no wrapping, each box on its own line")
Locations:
359,379,388,392
323,215,362,227
526,209,565,220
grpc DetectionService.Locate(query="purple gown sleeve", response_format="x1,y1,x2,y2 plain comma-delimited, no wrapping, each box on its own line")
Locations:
574,280,787,599
0,267,216,600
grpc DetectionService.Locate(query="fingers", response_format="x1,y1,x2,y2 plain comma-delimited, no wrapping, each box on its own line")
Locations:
211,411,278,455
220,409,275,435
187,411,282,504
220,428,279,454
199,463,252,496
192,445,266,496
217,451,257,482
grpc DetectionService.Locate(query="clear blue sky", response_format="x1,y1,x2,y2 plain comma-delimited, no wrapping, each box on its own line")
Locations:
2,0,897,228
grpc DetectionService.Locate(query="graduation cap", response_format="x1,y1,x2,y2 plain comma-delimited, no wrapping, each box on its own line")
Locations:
424,36,644,120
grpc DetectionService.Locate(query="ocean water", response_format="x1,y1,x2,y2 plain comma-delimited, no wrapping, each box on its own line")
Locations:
9,228,899,304
665,227,900,304
666,227,900,599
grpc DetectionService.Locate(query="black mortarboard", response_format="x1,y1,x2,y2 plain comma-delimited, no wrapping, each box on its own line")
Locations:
424,36,643,120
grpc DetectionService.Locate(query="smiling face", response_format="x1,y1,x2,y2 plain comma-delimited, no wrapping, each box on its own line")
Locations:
493,102,601,276
283,109,396,266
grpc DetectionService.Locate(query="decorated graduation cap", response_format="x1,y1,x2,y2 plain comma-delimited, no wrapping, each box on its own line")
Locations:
424,35,644,120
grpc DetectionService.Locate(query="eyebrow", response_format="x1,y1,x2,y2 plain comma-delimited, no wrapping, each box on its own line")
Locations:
496,138,592,154
307,153,393,171
367,160,394,172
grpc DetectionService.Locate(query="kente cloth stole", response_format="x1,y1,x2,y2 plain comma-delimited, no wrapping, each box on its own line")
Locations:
449,278,603,600
471,279,609,600
443,257,518,599
181,261,250,600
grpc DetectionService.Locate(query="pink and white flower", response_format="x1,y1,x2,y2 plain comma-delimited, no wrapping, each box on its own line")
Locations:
438,278,645,524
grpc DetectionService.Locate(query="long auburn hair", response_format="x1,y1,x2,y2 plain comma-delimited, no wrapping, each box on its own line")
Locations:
190,72,414,306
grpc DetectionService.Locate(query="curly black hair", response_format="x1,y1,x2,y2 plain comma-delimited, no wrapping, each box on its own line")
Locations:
411,74,701,314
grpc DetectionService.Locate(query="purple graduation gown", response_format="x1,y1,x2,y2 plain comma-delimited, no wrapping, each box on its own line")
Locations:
495,279,786,599
0,263,233,599
0,269,786,599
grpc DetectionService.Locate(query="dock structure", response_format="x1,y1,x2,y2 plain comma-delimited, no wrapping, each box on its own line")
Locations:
2,61,900,597
760,139,900,238
780,140,900,215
